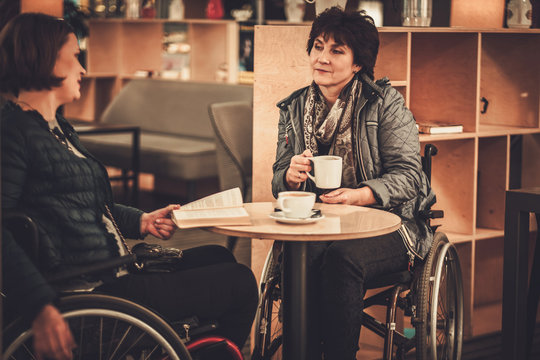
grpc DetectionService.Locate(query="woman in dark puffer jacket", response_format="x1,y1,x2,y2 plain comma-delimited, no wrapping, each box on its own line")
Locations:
1,13,257,360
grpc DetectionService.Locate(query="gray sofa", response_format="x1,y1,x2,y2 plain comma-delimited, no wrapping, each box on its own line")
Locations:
77,79,253,195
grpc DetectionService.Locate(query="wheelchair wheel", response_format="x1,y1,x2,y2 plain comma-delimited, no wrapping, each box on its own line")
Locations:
252,243,283,360
415,232,463,360
3,293,192,360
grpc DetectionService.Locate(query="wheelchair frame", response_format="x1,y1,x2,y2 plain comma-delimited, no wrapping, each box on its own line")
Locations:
2,213,244,360
251,144,465,360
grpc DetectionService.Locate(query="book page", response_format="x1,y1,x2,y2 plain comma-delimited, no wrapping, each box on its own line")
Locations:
181,187,243,210
174,206,249,220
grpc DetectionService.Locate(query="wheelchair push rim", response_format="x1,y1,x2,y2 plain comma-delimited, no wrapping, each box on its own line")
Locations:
416,233,464,360
3,294,191,360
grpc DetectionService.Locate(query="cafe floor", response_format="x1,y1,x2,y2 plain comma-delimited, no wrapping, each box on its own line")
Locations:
117,186,540,360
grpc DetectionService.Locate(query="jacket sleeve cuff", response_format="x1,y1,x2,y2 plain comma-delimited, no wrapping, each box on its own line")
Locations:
112,204,145,239
360,179,390,207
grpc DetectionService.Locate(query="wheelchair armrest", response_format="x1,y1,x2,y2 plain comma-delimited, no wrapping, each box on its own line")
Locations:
419,209,444,220
46,254,137,284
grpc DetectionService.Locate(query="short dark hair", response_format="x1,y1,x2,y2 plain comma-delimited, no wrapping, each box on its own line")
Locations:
307,6,379,80
0,13,75,96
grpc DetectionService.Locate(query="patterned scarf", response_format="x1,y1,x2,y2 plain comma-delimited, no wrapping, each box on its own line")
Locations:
303,76,362,187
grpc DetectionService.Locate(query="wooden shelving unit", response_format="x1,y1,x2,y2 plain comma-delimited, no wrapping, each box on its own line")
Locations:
65,18,240,121
252,26,540,346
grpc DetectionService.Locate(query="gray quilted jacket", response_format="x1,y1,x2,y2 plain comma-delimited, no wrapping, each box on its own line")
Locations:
271,74,436,259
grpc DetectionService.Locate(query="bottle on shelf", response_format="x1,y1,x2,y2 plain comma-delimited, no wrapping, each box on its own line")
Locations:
141,0,156,19
206,0,224,20
125,0,140,18
169,0,184,20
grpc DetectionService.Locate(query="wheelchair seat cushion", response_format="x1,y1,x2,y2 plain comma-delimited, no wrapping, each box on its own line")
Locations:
365,270,412,289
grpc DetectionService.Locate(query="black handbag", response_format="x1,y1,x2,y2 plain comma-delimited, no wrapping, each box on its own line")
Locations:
131,242,184,273
105,205,184,273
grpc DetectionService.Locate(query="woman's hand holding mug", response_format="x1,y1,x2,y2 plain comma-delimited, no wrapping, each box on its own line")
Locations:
285,150,313,189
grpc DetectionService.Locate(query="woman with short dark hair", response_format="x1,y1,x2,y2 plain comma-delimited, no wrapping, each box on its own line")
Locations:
1,13,257,360
272,7,436,359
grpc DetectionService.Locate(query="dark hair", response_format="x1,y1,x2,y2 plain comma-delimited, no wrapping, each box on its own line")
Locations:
307,6,379,80
0,13,75,96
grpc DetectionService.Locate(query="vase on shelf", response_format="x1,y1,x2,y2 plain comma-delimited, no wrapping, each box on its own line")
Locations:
285,0,305,22
169,0,184,20
358,0,383,26
206,0,224,20
401,0,432,26
125,0,140,18
506,0,532,28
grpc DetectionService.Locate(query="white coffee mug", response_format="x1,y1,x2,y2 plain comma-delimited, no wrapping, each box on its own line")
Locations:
277,191,316,219
306,155,342,189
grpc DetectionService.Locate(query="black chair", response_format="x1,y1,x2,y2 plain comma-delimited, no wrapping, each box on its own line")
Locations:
208,101,253,252
251,144,464,360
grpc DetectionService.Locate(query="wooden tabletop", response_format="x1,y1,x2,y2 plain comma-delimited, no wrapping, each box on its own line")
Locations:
209,202,401,241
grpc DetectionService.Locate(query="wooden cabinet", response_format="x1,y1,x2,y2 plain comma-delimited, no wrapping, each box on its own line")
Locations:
252,26,540,346
65,18,240,121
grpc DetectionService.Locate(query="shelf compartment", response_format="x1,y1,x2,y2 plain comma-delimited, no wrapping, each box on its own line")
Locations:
454,241,473,337
480,33,540,129
477,136,508,230
410,33,478,133
422,139,476,235
87,21,122,73
473,236,503,335
189,22,238,83
522,133,540,188
376,32,408,84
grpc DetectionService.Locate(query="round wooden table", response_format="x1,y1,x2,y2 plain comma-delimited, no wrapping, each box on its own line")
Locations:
209,202,401,360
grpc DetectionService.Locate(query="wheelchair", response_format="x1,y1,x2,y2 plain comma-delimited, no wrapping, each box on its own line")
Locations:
251,144,464,360
2,213,245,360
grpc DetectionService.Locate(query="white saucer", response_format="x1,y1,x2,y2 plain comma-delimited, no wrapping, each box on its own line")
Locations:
268,210,324,225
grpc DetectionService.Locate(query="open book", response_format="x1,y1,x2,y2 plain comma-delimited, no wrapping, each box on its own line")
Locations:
172,188,251,229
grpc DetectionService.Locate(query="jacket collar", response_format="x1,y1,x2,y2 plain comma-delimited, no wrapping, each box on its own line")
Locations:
6,100,75,134
277,72,386,110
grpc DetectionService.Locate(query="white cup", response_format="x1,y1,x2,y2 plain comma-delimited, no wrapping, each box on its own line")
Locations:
306,155,342,189
277,191,316,219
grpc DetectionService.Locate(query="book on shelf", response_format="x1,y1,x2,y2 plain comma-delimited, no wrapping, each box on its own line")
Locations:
172,187,251,229
417,123,464,134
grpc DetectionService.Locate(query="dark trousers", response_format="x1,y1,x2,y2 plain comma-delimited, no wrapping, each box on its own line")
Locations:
306,231,409,360
97,245,258,348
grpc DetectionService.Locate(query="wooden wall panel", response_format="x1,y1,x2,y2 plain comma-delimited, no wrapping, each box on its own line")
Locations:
450,0,505,28
21,0,62,16
252,25,311,202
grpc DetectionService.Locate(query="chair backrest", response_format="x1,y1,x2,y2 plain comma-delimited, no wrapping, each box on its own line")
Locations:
100,79,253,139
208,101,253,201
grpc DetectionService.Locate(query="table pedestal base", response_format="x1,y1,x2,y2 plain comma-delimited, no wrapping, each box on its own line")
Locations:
282,242,320,360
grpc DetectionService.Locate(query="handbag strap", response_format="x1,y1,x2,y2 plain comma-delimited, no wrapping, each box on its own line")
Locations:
105,204,143,270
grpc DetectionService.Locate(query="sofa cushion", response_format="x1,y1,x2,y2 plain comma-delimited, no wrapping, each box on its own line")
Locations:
100,79,253,139
79,132,217,180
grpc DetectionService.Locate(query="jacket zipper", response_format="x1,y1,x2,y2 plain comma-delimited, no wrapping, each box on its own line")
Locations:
355,97,369,182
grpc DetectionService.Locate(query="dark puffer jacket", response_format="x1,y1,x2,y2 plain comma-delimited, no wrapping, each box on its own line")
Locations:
1,102,143,273
271,74,436,259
